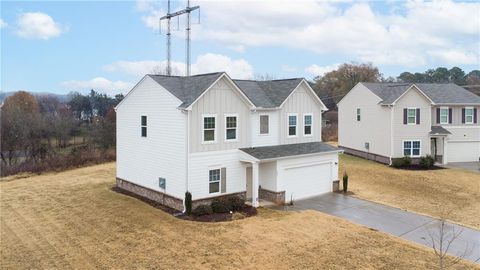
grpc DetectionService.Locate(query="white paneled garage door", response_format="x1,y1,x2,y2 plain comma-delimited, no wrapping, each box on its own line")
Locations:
447,141,480,162
282,162,332,201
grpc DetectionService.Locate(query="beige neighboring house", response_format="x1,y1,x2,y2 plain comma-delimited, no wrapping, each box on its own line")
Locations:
338,83,480,165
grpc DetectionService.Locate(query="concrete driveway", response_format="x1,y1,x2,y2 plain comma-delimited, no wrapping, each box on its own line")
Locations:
271,193,480,263
443,162,480,173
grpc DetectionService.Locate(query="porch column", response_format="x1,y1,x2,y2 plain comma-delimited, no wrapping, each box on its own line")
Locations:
252,162,259,207
443,137,448,165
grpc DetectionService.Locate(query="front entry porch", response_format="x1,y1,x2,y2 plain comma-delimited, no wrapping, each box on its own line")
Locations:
429,126,451,165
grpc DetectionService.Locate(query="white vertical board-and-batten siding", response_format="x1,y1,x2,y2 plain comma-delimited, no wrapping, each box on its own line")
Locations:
250,110,280,147
116,76,186,199
338,83,392,157
392,88,432,157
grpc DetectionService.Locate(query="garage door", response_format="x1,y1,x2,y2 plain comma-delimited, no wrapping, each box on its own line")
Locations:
447,141,480,162
282,163,332,201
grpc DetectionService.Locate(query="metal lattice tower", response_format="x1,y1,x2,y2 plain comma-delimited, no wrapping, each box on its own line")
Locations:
160,0,200,76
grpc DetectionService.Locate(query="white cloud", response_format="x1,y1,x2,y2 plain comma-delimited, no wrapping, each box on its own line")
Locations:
137,0,480,67
0,19,7,28
305,64,340,77
16,12,66,40
60,77,134,94
104,53,254,79
281,64,297,73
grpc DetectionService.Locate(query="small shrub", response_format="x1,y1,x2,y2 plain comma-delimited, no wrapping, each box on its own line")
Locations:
342,171,349,193
391,159,404,168
211,198,230,213
192,204,213,216
402,156,412,166
185,191,192,215
227,196,245,211
419,155,435,169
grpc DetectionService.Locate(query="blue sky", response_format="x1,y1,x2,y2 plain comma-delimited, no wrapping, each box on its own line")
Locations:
1,0,479,95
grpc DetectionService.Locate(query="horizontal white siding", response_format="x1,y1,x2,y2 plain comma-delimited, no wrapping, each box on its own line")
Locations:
116,76,186,199
250,111,280,147
431,106,480,126
188,150,248,200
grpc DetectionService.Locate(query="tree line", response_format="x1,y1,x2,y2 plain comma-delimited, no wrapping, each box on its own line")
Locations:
1,90,123,176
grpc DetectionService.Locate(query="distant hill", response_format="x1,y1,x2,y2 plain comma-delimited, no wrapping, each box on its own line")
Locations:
0,91,71,103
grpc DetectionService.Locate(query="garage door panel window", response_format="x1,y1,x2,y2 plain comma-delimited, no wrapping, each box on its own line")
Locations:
288,114,297,137
403,140,421,157
209,169,220,194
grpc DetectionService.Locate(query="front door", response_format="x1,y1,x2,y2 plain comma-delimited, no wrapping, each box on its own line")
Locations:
246,167,252,200
430,138,437,158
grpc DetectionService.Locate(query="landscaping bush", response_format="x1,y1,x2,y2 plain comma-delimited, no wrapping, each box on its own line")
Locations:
342,171,349,193
227,196,245,211
419,155,435,169
192,204,213,216
391,159,404,168
211,198,231,213
185,191,192,215
401,156,412,166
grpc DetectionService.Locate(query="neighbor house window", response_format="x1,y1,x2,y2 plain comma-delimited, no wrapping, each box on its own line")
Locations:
260,115,269,134
403,140,421,157
304,114,312,136
209,169,220,194
288,114,297,137
407,108,416,124
440,107,449,124
203,115,216,143
141,115,147,137
465,107,474,124
225,115,238,141
356,108,361,121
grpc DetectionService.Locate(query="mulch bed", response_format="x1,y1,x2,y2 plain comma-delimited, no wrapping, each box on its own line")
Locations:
392,165,446,171
112,186,257,222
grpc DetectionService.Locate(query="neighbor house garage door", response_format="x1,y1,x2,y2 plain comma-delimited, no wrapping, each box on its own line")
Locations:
282,162,332,201
447,141,480,162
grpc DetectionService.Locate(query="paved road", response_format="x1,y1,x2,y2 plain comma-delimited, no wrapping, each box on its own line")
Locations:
443,162,480,173
270,193,480,263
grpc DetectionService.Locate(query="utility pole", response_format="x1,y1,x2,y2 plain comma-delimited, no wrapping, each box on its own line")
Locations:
160,0,200,76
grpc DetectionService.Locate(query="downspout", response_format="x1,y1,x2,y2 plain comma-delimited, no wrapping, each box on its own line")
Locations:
183,109,190,212
390,105,394,165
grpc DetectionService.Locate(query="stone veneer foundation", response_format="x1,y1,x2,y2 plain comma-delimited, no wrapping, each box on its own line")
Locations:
339,146,391,164
259,187,285,204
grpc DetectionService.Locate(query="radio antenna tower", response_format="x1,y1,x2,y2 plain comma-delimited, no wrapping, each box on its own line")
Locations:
160,0,200,76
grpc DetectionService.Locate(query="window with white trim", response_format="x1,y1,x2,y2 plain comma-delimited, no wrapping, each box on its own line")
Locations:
403,140,421,157
465,107,474,124
209,169,220,194
225,115,237,141
141,116,147,137
259,115,269,134
288,114,297,137
203,115,216,142
356,108,361,121
440,107,449,124
304,114,312,136
407,108,416,124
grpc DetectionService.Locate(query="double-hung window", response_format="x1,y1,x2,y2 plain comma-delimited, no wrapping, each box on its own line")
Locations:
465,107,474,124
304,114,312,136
440,107,449,124
407,108,416,124
288,114,297,137
356,108,361,121
141,116,147,137
403,140,421,157
203,115,216,143
209,169,220,194
259,115,269,135
225,115,238,141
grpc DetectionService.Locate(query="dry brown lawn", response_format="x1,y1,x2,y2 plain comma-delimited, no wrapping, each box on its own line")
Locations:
339,154,480,229
1,163,477,269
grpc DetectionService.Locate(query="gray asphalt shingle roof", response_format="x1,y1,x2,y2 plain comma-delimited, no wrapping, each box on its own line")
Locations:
240,142,339,160
361,82,480,105
147,72,305,109
430,126,451,135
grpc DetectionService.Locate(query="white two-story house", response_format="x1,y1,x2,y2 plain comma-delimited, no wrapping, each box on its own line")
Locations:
115,72,340,211
338,82,480,165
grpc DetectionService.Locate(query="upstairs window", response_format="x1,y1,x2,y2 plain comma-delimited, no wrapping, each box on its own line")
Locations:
259,115,269,134
356,108,361,121
403,140,421,157
407,108,416,124
288,114,297,137
225,115,238,141
440,107,449,124
209,169,220,194
465,107,474,124
203,115,216,143
141,116,147,137
304,114,312,136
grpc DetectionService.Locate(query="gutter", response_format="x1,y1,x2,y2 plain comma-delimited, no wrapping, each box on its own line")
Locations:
242,149,344,163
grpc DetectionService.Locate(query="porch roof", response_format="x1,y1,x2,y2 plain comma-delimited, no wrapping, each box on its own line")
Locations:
430,126,451,135
240,142,340,161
